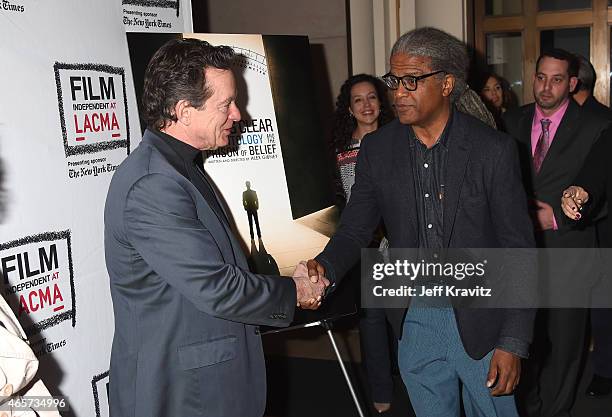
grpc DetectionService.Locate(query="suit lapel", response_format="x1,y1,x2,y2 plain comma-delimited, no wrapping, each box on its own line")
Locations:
443,113,472,247
392,124,418,240
190,166,249,268
199,172,250,269
518,106,535,151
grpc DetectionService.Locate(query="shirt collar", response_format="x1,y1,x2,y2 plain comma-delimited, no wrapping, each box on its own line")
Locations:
154,128,202,165
534,98,570,128
408,109,454,149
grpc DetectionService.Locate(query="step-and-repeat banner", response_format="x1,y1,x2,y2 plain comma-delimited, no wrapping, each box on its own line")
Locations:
1,1,144,415
1,2,334,415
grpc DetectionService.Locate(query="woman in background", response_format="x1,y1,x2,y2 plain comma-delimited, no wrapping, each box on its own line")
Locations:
478,72,517,131
332,74,393,203
331,74,395,414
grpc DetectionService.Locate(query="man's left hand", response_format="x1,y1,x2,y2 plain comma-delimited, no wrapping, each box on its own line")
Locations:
486,348,521,396
531,199,555,231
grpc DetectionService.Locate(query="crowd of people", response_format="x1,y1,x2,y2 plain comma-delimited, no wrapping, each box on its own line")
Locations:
99,25,612,417
324,32,611,417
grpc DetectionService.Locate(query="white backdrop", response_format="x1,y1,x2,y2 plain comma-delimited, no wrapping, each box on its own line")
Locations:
1,1,142,416
0,3,329,416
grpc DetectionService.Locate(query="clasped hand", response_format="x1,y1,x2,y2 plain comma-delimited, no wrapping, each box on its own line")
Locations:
561,185,589,221
291,259,329,310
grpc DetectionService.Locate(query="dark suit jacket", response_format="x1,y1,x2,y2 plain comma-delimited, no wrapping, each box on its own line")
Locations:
504,100,609,248
504,101,611,305
574,127,612,247
582,95,612,121
578,97,612,252
104,130,296,417
317,111,536,360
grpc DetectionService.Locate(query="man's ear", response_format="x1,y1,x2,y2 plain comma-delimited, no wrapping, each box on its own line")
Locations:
442,74,456,98
174,100,191,126
569,76,578,94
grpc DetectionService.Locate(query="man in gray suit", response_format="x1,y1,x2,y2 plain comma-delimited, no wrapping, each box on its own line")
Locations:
104,38,327,417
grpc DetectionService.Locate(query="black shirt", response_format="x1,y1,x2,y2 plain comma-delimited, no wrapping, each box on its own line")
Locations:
408,113,452,250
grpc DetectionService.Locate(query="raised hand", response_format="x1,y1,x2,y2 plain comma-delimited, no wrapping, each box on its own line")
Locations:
292,261,329,310
561,185,589,220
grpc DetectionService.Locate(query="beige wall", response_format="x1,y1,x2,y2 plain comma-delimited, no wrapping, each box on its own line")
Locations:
349,0,376,75
349,0,466,75
415,0,465,41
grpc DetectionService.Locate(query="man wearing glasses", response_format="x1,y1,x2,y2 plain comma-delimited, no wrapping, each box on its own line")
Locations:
305,27,535,416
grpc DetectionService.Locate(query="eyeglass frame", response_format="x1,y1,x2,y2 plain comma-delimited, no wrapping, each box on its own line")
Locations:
381,70,447,91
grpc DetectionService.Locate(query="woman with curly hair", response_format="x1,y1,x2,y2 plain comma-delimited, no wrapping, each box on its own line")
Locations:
333,74,394,206
331,74,396,414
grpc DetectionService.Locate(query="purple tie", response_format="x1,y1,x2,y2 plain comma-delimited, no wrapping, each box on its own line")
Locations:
533,118,551,173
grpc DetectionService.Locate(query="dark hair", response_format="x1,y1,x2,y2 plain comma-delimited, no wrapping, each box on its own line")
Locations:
536,48,579,78
142,38,236,130
331,74,394,153
478,73,518,110
575,54,596,93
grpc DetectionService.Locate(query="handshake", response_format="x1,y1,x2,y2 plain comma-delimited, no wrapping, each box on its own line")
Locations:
291,259,329,310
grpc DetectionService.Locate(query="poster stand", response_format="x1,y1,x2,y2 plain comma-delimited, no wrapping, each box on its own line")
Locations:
263,308,365,417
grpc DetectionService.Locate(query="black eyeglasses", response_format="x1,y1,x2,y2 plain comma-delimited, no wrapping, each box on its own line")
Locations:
381,70,446,91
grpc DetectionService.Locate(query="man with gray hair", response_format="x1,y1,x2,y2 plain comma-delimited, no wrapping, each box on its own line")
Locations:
306,27,535,416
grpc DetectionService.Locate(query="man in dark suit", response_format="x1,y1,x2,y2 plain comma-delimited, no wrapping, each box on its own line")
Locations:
571,54,612,399
104,38,327,417
504,49,611,417
561,130,612,400
306,27,536,417
573,54,612,121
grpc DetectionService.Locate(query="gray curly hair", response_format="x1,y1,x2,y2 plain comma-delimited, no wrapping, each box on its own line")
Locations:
391,27,495,128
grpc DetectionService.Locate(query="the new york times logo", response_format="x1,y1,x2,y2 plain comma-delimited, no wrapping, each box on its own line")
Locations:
0,0,25,12
0,231,76,337
122,0,180,17
54,63,130,157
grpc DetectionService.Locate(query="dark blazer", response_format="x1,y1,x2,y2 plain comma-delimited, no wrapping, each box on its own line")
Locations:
104,130,296,417
574,127,612,247
582,95,612,121
504,100,611,306
576,98,612,251
317,110,536,360
504,100,609,249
